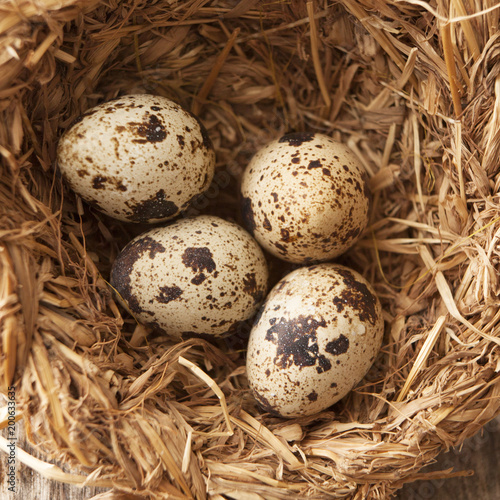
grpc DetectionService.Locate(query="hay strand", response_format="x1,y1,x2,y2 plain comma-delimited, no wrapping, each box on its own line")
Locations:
191,27,240,117
440,20,463,117
397,315,447,402
178,356,233,436
306,1,331,113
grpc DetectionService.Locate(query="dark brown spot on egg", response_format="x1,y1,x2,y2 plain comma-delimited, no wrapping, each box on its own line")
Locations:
242,272,265,304
265,315,332,373
271,192,279,202
325,334,349,355
182,247,216,273
307,160,322,169
278,131,315,147
191,273,207,285
116,180,127,192
241,196,256,235
335,268,378,325
128,189,178,222
339,226,361,244
322,167,331,176
307,390,318,402
242,272,257,293
332,296,345,313
177,134,185,148
110,236,166,315
263,215,272,231
131,113,167,143
291,157,300,164
156,285,183,304
92,175,107,189
280,228,290,242
274,242,287,253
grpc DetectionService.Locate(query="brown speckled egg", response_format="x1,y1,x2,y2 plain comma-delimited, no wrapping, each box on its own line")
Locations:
246,263,384,418
57,94,215,223
240,132,371,264
110,215,269,340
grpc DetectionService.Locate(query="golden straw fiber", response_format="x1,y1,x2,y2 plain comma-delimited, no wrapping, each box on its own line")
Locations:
1,1,500,498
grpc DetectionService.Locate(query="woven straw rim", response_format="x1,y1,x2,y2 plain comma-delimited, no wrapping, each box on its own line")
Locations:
1,1,500,499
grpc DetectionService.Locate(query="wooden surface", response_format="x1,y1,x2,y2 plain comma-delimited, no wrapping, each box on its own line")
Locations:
396,415,500,500
1,415,500,499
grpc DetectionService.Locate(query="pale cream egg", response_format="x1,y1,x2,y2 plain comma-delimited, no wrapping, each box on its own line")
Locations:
241,132,371,263
110,215,269,340
246,263,384,418
57,94,215,223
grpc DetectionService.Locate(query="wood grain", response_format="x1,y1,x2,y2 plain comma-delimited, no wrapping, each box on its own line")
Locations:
1,415,500,499
396,415,500,500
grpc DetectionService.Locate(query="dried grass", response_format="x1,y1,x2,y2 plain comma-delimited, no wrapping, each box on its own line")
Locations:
1,0,500,498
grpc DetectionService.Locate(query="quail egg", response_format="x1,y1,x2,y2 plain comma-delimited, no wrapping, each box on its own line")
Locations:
110,215,269,339
246,263,384,418
240,132,371,263
57,94,215,223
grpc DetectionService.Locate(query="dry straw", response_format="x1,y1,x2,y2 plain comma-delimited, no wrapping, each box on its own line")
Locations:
1,0,500,498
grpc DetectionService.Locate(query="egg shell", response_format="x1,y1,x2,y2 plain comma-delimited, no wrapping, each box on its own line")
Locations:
246,263,384,418
240,132,371,264
110,215,269,339
57,94,215,223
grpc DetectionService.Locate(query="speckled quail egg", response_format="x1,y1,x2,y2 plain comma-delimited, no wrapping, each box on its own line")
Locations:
246,263,384,418
240,132,371,264
110,215,269,340
57,94,215,223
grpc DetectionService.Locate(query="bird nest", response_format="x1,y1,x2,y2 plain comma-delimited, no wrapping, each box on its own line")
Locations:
1,1,500,498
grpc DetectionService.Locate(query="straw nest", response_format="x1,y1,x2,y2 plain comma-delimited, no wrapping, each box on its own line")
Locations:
1,0,500,498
